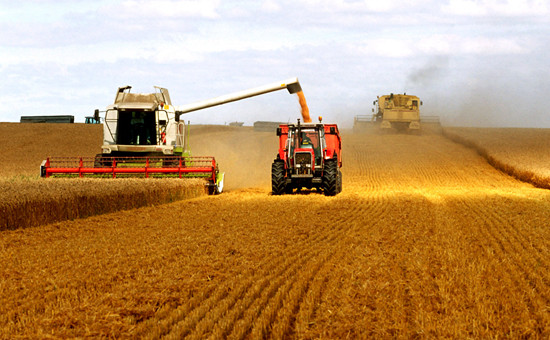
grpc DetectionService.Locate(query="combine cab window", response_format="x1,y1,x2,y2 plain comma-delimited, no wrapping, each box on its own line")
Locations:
116,110,157,145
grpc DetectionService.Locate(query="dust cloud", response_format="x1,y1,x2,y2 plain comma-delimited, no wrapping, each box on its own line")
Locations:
406,56,450,88
188,125,278,191
405,56,549,128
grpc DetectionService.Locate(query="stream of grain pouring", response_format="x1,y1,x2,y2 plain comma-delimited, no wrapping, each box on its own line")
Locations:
296,91,312,123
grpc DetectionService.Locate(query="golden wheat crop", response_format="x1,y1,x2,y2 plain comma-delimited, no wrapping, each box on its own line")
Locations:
0,125,549,338
0,178,207,231
0,123,209,230
443,127,550,189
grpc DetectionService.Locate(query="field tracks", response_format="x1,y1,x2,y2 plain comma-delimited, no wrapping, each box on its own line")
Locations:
133,194,389,339
3,126,550,338
451,197,550,337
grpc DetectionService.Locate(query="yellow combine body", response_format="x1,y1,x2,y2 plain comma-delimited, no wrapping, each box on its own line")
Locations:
374,93,421,130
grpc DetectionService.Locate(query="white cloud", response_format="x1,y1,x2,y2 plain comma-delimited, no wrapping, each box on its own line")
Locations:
0,1,108,23
261,0,281,13
100,0,221,19
417,35,529,55
297,0,404,13
352,34,529,59
0,39,202,66
442,0,549,17
0,0,549,127
355,39,415,58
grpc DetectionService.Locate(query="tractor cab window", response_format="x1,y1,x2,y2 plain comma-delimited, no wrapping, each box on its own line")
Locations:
300,132,315,148
291,128,322,166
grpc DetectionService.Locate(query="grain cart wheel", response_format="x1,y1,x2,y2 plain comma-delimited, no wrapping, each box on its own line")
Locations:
322,159,339,196
271,160,286,195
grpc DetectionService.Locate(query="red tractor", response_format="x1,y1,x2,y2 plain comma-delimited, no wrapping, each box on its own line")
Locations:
272,119,342,196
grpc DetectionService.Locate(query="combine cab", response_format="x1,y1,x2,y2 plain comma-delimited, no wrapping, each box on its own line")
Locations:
374,93,422,131
272,119,342,196
41,78,304,195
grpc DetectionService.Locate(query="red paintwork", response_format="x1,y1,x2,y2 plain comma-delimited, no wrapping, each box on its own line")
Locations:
42,156,216,181
277,123,342,169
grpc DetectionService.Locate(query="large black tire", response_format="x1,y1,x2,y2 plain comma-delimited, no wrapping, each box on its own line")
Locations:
271,160,286,195
337,169,343,193
322,159,339,196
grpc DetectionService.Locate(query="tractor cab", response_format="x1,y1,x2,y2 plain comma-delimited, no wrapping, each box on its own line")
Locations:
85,116,101,124
289,127,323,168
282,120,327,176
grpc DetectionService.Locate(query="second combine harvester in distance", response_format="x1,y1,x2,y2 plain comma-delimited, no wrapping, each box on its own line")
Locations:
373,93,422,131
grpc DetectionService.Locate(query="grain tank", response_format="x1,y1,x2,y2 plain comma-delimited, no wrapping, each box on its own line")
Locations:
373,93,422,130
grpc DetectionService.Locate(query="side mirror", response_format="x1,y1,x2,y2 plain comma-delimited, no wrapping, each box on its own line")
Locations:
420,101,423,106
93,109,99,121
276,127,282,136
330,127,336,134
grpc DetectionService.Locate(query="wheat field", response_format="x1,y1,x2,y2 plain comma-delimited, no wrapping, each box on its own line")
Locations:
0,123,208,230
443,127,550,189
0,124,549,338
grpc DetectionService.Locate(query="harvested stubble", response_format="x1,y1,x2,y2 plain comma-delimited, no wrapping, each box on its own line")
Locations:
443,127,550,189
0,178,207,231
0,122,102,178
1,128,550,338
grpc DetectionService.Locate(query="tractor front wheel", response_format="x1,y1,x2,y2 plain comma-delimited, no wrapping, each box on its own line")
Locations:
322,159,339,196
271,160,286,195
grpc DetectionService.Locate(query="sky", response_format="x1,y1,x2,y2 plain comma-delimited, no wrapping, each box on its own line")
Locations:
0,0,549,128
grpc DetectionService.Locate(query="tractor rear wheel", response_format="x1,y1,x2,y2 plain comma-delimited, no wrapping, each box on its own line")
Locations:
322,159,339,196
271,160,286,195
